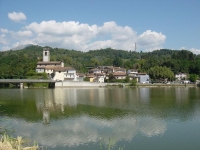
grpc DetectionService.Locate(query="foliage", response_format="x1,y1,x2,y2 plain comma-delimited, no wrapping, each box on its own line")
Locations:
84,77,90,81
124,76,130,83
0,45,200,82
113,57,123,67
189,74,198,82
130,79,137,86
148,66,174,81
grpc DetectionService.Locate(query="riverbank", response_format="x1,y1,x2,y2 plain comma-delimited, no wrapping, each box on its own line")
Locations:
55,81,197,88
136,83,197,87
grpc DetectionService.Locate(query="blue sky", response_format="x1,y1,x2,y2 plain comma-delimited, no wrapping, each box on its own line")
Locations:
0,0,200,54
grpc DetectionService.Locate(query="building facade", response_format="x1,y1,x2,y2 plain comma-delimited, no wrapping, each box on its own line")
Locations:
36,48,77,81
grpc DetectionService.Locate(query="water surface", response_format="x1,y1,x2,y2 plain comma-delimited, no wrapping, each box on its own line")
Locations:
0,87,200,150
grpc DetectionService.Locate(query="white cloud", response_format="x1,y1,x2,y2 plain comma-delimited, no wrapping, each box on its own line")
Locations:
137,30,166,48
189,48,200,55
0,34,8,45
180,47,200,55
14,30,33,38
8,12,27,22
1,46,10,51
0,20,167,51
0,28,9,33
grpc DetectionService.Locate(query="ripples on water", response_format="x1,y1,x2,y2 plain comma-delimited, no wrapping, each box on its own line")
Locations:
0,87,200,150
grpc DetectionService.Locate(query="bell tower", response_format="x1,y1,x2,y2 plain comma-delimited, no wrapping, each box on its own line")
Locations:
43,48,50,62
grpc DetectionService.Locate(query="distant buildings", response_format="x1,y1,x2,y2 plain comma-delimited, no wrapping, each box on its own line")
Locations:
87,66,150,83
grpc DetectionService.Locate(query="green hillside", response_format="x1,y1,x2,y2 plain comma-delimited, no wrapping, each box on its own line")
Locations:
0,45,200,80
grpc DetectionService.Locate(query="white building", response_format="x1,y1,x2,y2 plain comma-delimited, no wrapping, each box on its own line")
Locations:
175,73,187,80
36,48,77,81
53,67,77,81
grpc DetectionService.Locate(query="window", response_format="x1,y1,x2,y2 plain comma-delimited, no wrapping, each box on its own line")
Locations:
45,52,47,56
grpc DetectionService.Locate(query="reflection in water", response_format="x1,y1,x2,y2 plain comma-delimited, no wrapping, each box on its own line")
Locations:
139,88,150,104
0,114,166,147
139,117,166,137
1,87,200,150
43,108,50,125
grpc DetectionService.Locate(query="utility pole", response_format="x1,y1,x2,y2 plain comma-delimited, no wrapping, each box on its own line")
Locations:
135,43,137,52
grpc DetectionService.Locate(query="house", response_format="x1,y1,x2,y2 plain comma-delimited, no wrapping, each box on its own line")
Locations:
135,73,150,83
53,67,77,81
94,73,105,82
76,73,85,81
88,68,102,74
86,74,96,82
113,67,126,73
127,69,138,75
175,73,187,81
127,69,138,80
113,72,127,79
87,68,106,82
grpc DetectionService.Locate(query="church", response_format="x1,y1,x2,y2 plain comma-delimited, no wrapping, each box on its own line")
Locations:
36,48,77,81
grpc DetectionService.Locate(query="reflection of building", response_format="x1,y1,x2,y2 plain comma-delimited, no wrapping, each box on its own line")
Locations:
139,88,150,103
43,108,50,125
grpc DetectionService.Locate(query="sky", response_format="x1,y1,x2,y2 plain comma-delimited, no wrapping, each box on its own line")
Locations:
0,0,200,54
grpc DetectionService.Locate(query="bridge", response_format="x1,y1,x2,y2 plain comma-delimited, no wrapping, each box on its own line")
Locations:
0,79,56,88
0,79,55,83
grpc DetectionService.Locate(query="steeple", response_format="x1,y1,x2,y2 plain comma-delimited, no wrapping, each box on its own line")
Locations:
43,48,50,62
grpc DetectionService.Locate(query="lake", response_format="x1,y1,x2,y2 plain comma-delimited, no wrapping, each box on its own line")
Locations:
0,87,200,150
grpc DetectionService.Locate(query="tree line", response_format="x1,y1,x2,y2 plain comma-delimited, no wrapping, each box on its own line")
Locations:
0,45,199,81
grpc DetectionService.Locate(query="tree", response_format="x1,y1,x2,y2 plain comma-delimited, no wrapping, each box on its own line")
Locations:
189,74,198,82
108,73,115,82
113,57,123,67
148,66,174,82
125,76,130,83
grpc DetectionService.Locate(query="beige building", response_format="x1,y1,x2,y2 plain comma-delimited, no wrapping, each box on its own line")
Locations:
36,48,77,81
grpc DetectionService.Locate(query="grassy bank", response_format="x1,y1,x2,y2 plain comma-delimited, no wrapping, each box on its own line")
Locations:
0,133,38,150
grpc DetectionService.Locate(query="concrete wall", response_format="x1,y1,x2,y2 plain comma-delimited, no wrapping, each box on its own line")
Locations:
55,81,108,87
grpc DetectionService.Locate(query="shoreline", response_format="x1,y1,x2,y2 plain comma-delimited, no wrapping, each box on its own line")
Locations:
55,81,197,88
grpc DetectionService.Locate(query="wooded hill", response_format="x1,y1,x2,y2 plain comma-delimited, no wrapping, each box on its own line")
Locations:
0,45,200,80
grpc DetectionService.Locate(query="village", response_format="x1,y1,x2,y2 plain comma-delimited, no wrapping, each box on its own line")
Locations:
36,48,190,85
